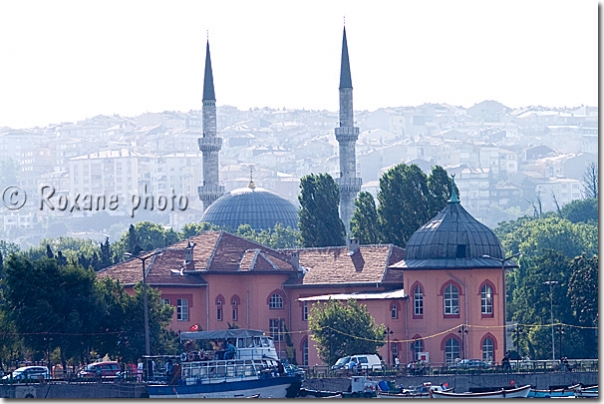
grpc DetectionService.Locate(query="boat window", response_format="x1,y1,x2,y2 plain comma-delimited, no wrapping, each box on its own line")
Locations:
253,337,261,347
261,337,269,347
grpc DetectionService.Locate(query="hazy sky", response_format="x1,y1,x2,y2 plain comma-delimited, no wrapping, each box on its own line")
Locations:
0,0,598,129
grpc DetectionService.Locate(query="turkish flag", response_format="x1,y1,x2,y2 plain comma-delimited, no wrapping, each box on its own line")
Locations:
189,324,199,331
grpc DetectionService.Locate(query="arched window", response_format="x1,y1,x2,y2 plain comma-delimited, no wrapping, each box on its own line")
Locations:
216,295,224,321
444,337,460,364
444,284,459,315
482,337,494,363
269,293,284,309
391,302,399,319
231,295,240,322
412,338,423,360
481,284,493,315
302,338,309,366
413,285,424,317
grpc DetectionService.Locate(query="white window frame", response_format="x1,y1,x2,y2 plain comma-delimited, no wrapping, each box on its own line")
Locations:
481,284,493,315
177,298,189,321
444,284,459,315
414,286,423,316
269,293,284,309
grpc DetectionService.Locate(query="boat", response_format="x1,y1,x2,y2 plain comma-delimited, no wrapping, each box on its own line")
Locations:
146,329,303,399
574,385,598,398
528,383,582,398
377,382,453,399
429,384,531,399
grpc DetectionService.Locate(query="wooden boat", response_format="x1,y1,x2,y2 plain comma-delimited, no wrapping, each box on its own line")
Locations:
528,383,582,398
574,385,598,398
429,384,531,399
377,386,455,398
146,329,302,399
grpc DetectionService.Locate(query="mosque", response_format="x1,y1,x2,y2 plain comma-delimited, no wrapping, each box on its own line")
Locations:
99,27,512,369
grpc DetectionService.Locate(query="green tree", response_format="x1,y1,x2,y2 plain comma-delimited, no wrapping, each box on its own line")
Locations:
298,173,346,248
350,192,379,244
427,166,455,217
236,223,301,249
377,164,433,247
560,198,598,224
127,224,142,255
308,299,385,366
99,237,113,269
181,222,222,239
568,254,598,325
2,256,99,370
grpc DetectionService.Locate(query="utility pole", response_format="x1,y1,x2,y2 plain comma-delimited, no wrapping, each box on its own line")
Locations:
543,280,558,361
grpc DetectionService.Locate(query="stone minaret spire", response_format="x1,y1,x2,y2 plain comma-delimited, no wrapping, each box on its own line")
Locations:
335,27,361,234
198,39,224,211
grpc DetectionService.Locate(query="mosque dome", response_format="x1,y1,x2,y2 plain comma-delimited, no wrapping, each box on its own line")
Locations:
200,181,299,232
399,185,506,269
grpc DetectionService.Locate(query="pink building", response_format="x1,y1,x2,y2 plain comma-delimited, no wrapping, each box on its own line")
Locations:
98,192,512,369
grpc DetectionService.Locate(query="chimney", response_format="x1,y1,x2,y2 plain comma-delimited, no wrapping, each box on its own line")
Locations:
290,251,300,270
347,237,360,255
184,241,196,266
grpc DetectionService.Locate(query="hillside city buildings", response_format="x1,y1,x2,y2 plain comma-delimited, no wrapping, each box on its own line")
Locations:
0,32,598,248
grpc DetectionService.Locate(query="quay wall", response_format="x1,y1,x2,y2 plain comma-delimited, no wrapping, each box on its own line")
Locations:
0,382,148,399
302,372,599,393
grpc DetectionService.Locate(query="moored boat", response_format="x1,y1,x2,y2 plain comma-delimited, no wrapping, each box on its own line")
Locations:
574,385,598,398
429,384,531,399
146,329,302,399
528,383,582,398
377,383,453,399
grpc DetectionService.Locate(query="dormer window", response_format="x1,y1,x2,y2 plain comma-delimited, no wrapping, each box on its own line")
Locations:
456,244,466,258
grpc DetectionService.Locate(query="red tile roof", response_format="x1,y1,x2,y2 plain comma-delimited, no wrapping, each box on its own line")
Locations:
282,244,405,286
97,231,298,286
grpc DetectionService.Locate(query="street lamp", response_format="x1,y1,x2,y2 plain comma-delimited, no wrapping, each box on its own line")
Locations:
543,280,558,361
482,252,521,353
556,325,565,359
385,327,393,368
458,325,468,359
512,325,525,358
125,250,162,377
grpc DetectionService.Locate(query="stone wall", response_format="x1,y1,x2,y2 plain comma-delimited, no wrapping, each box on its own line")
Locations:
0,382,148,399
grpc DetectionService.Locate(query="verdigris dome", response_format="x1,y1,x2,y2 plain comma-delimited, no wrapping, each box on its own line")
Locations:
397,186,506,269
200,182,299,232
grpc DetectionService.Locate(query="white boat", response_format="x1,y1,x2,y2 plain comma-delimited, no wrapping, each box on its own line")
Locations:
574,385,598,398
378,383,453,399
429,384,531,399
146,329,303,399
528,383,582,398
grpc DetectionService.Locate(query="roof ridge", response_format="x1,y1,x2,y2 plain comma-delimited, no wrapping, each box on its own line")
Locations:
257,250,280,271
247,249,260,271
206,230,224,270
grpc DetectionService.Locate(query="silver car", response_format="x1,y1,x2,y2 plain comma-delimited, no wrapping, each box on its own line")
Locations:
1,366,51,381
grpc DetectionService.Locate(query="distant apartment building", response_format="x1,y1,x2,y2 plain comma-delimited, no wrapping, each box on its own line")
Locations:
69,149,148,202
535,178,582,212
0,129,46,162
20,147,53,195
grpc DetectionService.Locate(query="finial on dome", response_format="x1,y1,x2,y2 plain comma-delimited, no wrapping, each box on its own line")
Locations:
248,165,256,189
449,174,459,203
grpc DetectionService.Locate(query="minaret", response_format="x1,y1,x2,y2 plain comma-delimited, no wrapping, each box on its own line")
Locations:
198,38,224,211
335,27,361,234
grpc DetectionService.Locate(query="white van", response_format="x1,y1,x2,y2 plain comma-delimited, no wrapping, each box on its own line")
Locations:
332,354,383,371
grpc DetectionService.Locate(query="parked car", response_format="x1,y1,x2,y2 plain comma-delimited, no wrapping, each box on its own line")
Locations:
331,354,383,371
77,361,120,379
1,366,50,381
448,358,490,370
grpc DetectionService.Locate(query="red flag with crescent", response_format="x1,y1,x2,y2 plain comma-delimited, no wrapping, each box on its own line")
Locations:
189,324,199,331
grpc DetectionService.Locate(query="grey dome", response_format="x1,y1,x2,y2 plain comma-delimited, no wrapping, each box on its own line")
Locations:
200,185,299,232
395,198,506,269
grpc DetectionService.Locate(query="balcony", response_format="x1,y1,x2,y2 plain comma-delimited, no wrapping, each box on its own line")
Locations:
198,137,222,153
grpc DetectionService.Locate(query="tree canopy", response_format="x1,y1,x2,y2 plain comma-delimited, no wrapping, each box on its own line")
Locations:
298,173,346,248
376,164,453,247
350,191,379,244
308,299,385,367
